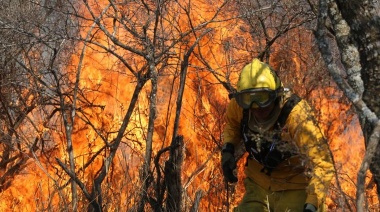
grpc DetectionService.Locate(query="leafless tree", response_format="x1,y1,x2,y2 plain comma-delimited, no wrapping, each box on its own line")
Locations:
0,0,77,208
50,0,231,211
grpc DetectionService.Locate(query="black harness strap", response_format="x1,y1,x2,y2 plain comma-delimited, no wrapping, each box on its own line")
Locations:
276,94,301,128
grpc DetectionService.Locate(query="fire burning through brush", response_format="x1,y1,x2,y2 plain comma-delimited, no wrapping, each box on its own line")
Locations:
0,0,378,211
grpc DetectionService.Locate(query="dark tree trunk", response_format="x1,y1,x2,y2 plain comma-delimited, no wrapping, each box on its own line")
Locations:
165,135,184,212
335,0,380,197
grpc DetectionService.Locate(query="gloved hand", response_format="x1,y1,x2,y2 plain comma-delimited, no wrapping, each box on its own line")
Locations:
303,203,317,212
221,143,238,183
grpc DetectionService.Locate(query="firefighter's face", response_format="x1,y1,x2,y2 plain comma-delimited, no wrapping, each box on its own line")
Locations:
251,102,275,121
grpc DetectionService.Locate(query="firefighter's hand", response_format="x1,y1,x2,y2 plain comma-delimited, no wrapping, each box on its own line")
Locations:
303,203,317,212
221,143,238,183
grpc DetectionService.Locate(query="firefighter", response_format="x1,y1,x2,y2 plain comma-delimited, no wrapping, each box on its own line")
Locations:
221,58,335,212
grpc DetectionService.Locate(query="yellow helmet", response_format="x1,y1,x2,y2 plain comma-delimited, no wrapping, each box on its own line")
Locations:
237,58,281,91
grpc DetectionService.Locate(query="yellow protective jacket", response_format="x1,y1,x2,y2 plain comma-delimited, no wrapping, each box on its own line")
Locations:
223,95,335,208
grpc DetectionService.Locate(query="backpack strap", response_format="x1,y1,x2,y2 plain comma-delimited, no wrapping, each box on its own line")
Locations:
241,108,250,150
276,93,301,128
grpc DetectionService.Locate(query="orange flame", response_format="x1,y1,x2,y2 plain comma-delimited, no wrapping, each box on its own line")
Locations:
1,1,378,211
